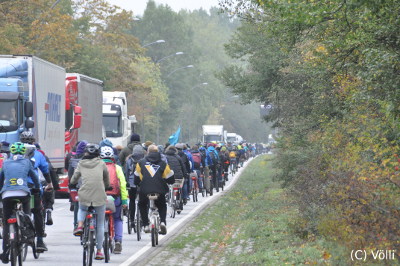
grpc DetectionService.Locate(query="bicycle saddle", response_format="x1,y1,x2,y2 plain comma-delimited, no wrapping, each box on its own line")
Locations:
147,193,159,200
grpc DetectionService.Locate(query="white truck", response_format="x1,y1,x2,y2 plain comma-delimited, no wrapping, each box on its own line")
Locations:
0,55,67,169
226,133,244,144
102,91,137,147
202,125,224,143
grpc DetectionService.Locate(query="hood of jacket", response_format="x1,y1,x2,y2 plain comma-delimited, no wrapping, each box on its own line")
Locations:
128,141,142,150
79,157,102,169
145,151,162,164
165,146,178,155
207,146,216,153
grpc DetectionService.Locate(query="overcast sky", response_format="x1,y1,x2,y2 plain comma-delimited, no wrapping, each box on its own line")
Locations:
107,0,221,16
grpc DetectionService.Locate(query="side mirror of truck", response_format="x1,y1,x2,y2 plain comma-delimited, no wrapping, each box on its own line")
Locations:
24,101,33,117
74,105,82,114
25,119,34,129
73,114,81,129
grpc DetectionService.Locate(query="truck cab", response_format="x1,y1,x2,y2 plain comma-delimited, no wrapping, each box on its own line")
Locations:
102,91,136,147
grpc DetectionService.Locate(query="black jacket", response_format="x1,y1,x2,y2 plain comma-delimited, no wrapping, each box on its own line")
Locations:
165,148,186,179
134,152,174,195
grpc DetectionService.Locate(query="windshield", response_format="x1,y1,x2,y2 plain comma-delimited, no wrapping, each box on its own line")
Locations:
102,115,122,137
227,137,236,142
0,100,19,132
204,135,222,142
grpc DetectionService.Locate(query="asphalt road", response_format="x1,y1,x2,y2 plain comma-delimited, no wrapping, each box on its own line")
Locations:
23,159,252,266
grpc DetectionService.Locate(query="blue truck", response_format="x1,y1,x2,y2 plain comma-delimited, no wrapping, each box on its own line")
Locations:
0,55,67,170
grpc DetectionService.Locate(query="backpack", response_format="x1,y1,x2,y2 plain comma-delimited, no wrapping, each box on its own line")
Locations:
19,212,36,243
105,162,120,196
209,151,218,166
192,152,201,169
229,151,236,158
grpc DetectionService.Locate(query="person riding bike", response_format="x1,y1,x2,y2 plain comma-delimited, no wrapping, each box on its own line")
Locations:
100,146,128,254
70,143,110,260
134,145,174,235
20,131,52,252
0,142,40,264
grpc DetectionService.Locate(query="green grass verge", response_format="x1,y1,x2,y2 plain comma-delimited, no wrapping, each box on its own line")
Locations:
148,155,338,265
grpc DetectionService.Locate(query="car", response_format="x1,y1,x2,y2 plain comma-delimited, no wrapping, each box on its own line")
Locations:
55,173,70,199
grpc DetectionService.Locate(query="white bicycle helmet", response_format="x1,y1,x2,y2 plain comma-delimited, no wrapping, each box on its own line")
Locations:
100,146,114,159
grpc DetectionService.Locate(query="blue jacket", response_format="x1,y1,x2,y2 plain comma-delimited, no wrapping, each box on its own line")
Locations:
183,150,194,172
199,147,212,167
207,146,219,163
0,156,40,194
29,150,49,184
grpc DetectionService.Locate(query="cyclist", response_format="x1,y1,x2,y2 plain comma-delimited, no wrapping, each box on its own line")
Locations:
165,145,186,210
0,142,40,263
199,145,212,194
20,131,52,252
207,143,220,192
99,138,121,165
219,146,230,181
67,140,87,229
70,143,110,260
124,144,145,229
190,145,204,192
34,143,60,226
119,133,142,169
134,145,174,235
175,143,190,203
100,146,128,254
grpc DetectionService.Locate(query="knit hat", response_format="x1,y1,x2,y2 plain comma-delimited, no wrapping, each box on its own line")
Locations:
76,140,88,155
99,138,113,148
130,133,140,142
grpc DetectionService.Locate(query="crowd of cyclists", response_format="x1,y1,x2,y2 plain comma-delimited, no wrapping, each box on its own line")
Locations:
0,131,266,263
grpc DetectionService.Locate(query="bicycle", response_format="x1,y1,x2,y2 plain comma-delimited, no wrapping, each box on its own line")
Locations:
103,208,114,263
147,193,160,247
230,159,236,176
135,196,142,241
81,206,96,266
205,175,214,196
7,198,39,266
169,179,184,218
190,173,199,202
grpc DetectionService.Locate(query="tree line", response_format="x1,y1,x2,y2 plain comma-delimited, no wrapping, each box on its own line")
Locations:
0,0,269,144
220,0,400,254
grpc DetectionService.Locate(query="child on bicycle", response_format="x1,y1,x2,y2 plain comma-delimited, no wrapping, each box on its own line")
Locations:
0,142,40,264
100,146,128,254
70,143,110,260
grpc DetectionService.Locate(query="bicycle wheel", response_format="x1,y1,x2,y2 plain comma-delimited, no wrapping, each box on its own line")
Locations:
136,206,141,241
104,217,110,263
126,209,132,234
22,243,28,261
151,227,156,247
10,240,17,266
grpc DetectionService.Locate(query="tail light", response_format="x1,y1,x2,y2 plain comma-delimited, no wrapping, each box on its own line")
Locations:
7,218,17,224
86,214,93,219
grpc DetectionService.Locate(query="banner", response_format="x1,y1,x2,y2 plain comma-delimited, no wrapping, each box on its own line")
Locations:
168,126,181,146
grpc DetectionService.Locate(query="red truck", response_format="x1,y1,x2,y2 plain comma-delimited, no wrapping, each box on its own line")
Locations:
57,73,104,197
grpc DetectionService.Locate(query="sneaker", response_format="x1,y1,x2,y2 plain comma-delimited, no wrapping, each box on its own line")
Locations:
46,210,53,225
36,240,48,252
144,225,150,233
114,242,122,254
95,251,104,260
73,226,83,236
159,222,167,235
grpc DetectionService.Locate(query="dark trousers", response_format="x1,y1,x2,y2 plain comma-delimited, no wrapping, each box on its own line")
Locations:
128,187,137,222
138,193,167,226
42,190,54,210
31,192,44,237
2,196,31,252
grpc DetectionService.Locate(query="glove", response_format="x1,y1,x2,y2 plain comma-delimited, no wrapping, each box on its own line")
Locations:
31,188,40,195
105,186,113,191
